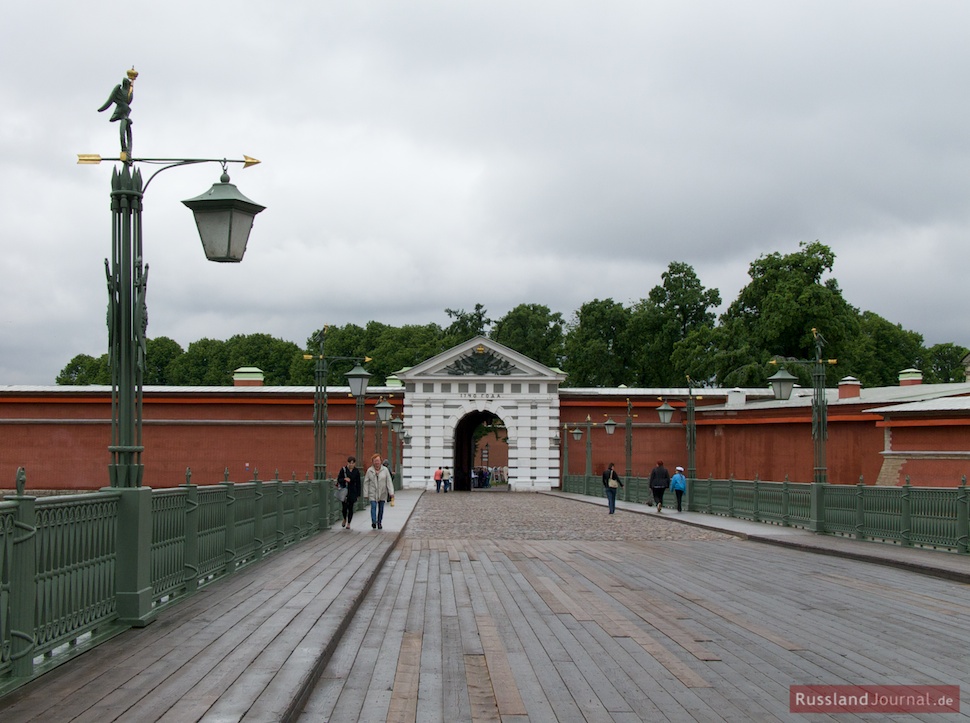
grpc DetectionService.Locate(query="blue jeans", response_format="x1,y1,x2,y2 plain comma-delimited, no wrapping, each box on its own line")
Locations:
370,499,386,525
605,486,617,513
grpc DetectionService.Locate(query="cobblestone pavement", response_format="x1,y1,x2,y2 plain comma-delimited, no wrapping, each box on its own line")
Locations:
403,490,733,541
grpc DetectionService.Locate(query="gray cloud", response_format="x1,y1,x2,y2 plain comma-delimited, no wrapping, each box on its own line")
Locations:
2,1,969,384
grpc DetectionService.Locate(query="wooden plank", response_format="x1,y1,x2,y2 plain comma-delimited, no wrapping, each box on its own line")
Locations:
537,575,594,621
386,631,422,723
415,550,443,722
462,654,500,723
476,615,527,716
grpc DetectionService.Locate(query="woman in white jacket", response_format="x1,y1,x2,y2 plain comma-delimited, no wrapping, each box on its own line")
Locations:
363,453,395,529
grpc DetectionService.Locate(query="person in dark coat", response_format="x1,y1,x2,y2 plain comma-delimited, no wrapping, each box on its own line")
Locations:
336,456,361,529
602,462,623,514
648,460,671,513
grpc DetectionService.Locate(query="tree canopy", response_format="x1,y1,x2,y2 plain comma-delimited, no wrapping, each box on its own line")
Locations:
56,244,967,389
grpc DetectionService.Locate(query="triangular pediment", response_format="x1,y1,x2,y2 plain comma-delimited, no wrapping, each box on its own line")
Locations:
396,337,565,381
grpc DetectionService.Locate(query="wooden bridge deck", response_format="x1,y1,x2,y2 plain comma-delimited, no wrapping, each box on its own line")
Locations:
2,490,969,722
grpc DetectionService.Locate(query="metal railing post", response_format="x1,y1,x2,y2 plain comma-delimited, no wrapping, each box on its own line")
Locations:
221,480,236,571
957,476,968,554
901,476,912,547
275,480,285,550
855,476,865,540
114,486,156,626
253,478,264,560
752,474,760,522
782,475,790,527
809,481,825,533
181,473,199,594
7,474,37,678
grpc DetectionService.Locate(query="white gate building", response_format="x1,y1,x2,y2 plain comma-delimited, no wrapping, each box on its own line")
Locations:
395,337,566,491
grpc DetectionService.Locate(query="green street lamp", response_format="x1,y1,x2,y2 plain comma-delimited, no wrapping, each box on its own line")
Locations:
657,378,698,483
81,69,265,488
768,368,798,402
769,329,836,485
303,327,371,480
391,415,405,489
376,397,394,465
345,364,371,464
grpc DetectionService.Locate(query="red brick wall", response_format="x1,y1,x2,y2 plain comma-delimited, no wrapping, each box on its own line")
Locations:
3,390,968,491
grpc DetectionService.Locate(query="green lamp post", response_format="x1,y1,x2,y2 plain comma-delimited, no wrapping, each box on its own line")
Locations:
769,328,836,485
345,364,371,464
80,69,265,626
81,68,265,489
391,415,405,490
303,327,371,480
376,397,394,464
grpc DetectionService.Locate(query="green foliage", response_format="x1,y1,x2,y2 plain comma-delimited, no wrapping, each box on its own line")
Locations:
56,353,110,385
298,322,446,387
714,242,860,386
562,299,632,386
55,244,968,391
144,337,184,385
920,343,969,384
626,262,721,386
167,338,231,385
443,304,491,348
843,312,924,387
224,334,302,386
490,304,565,368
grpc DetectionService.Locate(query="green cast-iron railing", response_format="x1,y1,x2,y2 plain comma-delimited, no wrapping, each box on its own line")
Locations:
1,469,343,695
562,473,970,554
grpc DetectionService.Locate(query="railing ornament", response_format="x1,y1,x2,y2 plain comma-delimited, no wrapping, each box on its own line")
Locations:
15,466,26,496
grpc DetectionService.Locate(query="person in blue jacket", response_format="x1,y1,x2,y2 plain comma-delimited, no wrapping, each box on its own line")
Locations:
671,465,687,512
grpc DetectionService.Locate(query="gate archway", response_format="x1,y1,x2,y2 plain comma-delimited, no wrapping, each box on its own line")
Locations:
452,410,507,491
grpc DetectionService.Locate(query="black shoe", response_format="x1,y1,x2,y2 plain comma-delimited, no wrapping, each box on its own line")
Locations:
372,522,377,529
378,523,383,529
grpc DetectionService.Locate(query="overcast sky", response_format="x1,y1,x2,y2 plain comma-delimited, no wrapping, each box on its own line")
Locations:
3,2,969,385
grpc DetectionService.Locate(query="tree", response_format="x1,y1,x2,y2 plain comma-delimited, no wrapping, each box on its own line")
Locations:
56,353,110,385
144,336,184,385
167,338,230,385
443,304,491,347
224,333,302,386
358,321,445,384
626,262,720,386
294,322,447,387
562,299,631,386
490,304,565,368
717,241,859,385
843,312,924,387
920,343,969,384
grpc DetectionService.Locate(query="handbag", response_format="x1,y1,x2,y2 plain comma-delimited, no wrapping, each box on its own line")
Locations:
334,486,348,503
608,477,619,489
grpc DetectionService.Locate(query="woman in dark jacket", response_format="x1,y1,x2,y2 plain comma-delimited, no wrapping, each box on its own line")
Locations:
336,456,362,529
602,462,623,514
648,460,671,513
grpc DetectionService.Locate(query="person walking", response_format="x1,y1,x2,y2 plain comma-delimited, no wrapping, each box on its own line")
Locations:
671,465,687,512
649,460,671,513
363,453,395,529
336,456,361,529
442,466,452,492
602,462,623,514
434,466,443,493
